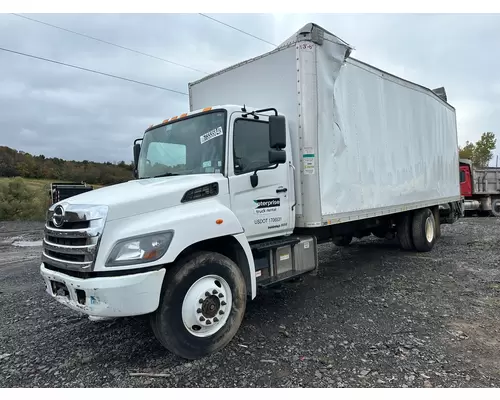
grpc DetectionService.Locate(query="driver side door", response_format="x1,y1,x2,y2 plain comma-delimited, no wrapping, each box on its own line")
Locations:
228,112,292,242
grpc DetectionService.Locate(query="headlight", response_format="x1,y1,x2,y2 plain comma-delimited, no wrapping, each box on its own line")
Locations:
105,231,173,267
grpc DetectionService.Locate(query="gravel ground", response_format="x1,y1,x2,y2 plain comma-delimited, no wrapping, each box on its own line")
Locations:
0,218,499,388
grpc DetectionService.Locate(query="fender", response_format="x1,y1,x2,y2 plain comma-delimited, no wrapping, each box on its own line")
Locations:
94,196,257,297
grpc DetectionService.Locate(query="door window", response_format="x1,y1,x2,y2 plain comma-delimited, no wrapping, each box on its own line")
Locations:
233,119,271,175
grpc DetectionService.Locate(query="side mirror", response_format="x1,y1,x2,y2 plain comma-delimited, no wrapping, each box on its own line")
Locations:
269,149,286,165
269,115,286,149
133,143,141,178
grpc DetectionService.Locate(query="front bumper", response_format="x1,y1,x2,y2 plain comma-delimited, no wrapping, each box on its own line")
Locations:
40,264,166,318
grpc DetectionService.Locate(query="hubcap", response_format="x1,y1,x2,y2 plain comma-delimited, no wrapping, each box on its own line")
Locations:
425,216,435,243
181,275,232,337
201,295,220,318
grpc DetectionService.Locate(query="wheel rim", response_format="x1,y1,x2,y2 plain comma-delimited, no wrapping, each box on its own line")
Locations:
425,216,435,243
181,275,232,338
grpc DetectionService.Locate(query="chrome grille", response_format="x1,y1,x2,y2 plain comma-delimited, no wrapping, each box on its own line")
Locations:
42,204,108,272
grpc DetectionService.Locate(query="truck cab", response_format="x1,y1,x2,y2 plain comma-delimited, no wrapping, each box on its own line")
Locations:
459,162,472,197
134,105,295,243
40,105,302,360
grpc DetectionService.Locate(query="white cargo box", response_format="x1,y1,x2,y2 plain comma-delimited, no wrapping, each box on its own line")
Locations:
189,23,461,228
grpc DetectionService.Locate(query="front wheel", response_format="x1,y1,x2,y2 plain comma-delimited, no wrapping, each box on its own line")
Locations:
151,251,247,360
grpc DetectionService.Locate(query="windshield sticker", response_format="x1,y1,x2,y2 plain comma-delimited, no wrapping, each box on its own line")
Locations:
200,126,223,144
202,160,212,168
217,160,222,167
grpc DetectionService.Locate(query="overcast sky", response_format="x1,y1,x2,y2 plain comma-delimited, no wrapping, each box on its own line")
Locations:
1,13,499,164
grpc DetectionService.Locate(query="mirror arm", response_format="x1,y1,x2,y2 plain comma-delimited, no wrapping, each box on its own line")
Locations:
250,163,280,188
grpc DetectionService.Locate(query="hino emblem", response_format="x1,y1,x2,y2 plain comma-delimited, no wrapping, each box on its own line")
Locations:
52,205,65,228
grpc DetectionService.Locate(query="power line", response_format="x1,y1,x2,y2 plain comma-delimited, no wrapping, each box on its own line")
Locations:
11,13,208,75
198,13,277,47
0,46,189,95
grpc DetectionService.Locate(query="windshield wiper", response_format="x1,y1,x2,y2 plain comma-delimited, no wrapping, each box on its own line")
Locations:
141,172,180,179
153,172,180,178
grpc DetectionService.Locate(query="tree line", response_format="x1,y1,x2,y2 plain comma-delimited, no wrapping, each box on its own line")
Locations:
0,146,134,185
458,132,497,168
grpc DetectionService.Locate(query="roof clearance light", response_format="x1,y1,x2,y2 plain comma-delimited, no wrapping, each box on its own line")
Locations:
170,116,178,121
180,113,188,118
203,107,212,112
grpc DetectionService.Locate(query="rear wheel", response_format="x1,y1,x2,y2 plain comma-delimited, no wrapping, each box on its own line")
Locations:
397,213,414,250
333,235,353,247
411,208,437,252
491,199,500,217
151,251,246,360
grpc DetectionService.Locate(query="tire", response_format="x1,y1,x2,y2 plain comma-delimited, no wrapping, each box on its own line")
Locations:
333,235,352,247
491,199,500,218
150,251,247,360
396,213,414,250
411,208,437,252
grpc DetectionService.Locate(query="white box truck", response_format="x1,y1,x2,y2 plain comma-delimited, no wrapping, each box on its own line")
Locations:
40,23,463,359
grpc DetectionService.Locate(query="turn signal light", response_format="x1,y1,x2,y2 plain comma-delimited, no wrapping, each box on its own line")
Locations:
143,250,158,260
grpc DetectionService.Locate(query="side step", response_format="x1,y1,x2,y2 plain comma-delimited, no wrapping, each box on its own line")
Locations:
251,236,300,252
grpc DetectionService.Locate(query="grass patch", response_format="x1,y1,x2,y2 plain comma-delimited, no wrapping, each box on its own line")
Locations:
0,178,101,221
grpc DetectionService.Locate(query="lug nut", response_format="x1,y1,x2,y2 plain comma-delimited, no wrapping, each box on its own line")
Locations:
205,291,210,297
218,293,224,298
200,316,205,322
221,301,227,306
197,308,202,313
213,317,219,322
199,299,203,304
219,310,224,315
206,320,212,325
212,289,218,295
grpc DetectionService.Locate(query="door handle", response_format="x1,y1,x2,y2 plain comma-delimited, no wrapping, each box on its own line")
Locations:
276,188,288,193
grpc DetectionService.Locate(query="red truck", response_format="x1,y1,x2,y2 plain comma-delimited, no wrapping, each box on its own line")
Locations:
460,159,500,217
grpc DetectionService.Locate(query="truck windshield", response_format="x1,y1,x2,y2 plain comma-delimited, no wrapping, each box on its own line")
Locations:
138,111,226,179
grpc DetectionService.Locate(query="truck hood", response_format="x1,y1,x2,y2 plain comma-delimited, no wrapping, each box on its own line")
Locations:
60,174,229,221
